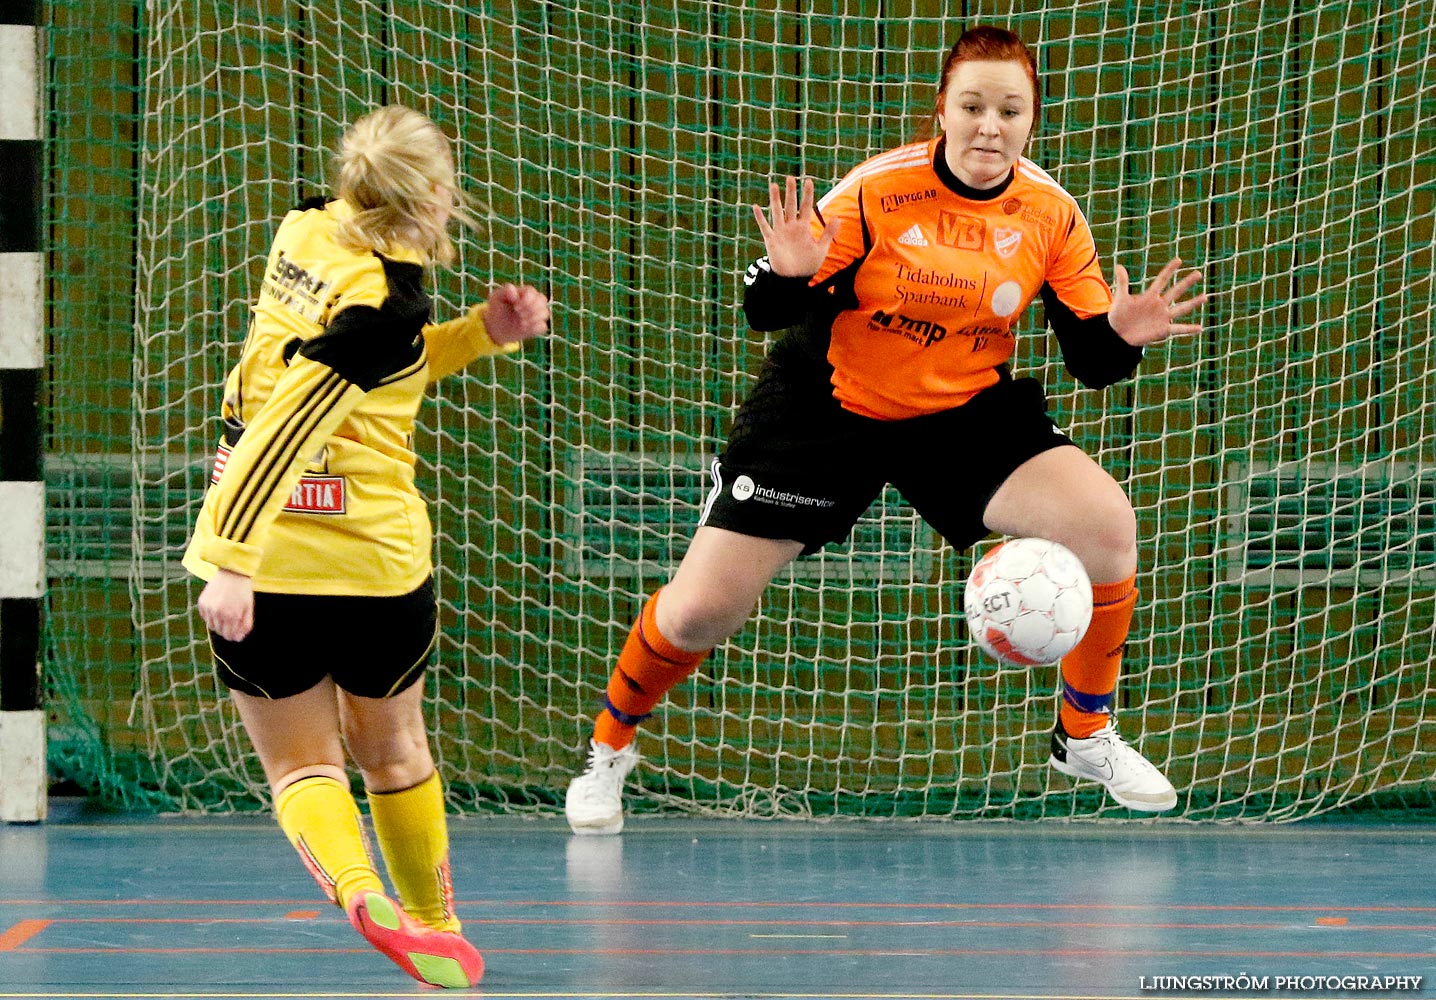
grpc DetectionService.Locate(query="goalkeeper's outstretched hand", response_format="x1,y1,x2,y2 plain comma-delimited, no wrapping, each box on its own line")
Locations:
1108,257,1207,347
485,283,550,345
751,175,841,279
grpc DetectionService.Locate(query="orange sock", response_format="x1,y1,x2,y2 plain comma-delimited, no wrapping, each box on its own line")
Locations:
593,590,709,750
1059,574,1137,738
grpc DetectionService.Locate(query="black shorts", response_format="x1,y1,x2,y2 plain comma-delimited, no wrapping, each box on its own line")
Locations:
209,577,437,700
700,352,1075,556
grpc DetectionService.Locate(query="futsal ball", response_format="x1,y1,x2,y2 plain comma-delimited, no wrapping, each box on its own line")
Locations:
963,537,1093,666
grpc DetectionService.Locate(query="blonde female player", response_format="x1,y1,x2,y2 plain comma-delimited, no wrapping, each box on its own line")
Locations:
183,105,548,987
565,26,1207,834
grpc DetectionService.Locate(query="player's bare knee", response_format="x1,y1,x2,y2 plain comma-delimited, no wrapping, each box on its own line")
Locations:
1098,502,1137,552
344,730,425,771
656,587,751,651
343,722,431,780
352,742,434,793
1070,500,1137,581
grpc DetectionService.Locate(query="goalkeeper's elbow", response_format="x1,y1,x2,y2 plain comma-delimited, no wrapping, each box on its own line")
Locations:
1064,356,1142,389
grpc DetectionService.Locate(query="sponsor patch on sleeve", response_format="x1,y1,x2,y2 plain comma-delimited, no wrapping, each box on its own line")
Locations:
212,442,346,515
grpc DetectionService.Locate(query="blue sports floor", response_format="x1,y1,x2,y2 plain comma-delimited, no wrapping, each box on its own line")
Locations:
1,804,1432,999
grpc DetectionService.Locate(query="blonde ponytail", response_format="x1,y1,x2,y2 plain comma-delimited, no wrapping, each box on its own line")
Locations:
333,105,478,266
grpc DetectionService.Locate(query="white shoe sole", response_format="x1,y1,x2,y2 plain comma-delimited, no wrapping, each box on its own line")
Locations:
1050,756,1177,813
567,816,624,836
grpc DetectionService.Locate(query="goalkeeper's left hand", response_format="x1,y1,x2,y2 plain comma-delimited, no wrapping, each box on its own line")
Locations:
1108,257,1207,347
485,283,549,345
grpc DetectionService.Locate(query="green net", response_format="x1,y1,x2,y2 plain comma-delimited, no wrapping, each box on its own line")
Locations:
41,1,1435,820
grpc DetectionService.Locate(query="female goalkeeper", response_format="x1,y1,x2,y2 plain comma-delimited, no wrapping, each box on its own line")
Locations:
183,105,548,987
565,26,1206,834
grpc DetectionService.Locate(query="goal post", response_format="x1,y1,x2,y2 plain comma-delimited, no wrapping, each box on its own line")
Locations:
0,7,46,825
42,1,1436,820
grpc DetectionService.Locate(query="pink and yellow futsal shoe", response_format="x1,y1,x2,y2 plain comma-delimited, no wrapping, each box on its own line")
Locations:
345,890,484,988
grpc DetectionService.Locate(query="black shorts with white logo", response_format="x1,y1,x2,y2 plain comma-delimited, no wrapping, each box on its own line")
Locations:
700,343,1075,556
209,576,437,700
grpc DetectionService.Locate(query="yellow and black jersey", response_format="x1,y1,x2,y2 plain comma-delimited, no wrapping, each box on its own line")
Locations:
183,198,518,596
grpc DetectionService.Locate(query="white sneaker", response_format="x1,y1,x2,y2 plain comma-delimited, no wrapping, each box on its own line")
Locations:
1049,718,1177,812
565,739,640,835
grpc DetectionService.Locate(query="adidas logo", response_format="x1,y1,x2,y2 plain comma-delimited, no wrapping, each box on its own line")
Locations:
742,255,773,286
896,223,928,247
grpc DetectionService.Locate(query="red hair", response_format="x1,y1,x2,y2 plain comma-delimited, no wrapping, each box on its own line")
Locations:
918,26,1040,139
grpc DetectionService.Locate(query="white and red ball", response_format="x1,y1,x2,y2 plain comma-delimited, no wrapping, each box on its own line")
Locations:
963,537,1093,666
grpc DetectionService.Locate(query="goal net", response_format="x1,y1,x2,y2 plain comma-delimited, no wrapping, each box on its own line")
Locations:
42,1,1435,820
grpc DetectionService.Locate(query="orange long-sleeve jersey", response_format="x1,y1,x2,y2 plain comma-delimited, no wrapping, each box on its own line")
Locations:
743,137,1140,419
183,198,518,596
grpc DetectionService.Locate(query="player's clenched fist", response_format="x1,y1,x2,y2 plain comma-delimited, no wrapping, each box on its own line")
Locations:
485,283,550,345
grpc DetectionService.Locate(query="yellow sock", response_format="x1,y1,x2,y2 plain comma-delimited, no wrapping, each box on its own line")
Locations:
274,774,384,909
367,772,460,933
